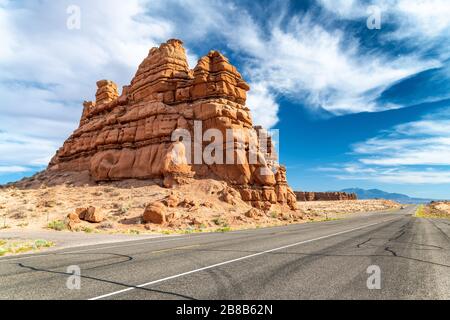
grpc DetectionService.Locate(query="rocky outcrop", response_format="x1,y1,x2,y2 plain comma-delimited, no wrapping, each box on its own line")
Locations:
75,206,105,223
143,202,167,224
48,39,297,210
426,201,450,217
295,191,357,202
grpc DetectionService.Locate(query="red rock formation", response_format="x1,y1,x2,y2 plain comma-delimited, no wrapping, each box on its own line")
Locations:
295,191,358,202
48,39,297,210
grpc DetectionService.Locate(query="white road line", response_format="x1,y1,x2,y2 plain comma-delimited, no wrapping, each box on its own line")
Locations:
1,223,304,262
89,217,399,300
1,223,301,262
1,213,395,262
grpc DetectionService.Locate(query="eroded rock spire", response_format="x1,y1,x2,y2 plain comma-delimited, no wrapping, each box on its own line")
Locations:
49,39,297,210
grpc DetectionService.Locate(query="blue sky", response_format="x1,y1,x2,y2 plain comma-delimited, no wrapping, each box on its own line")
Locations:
1,0,450,199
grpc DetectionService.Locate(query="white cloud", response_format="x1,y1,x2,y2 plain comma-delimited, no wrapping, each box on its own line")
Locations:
0,166,30,174
0,131,58,167
334,167,450,184
235,16,435,115
0,0,173,170
318,0,368,18
246,83,279,128
317,165,377,174
183,1,438,117
0,2,14,60
354,118,450,166
319,0,450,41
136,0,439,121
326,108,450,184
393,0,450,39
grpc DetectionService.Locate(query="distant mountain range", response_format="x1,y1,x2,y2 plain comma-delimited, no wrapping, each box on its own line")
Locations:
340,188,438,204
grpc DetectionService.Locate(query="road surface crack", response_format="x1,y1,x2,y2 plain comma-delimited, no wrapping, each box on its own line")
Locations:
384,247,397,257
356,238,372,248
17,263,197,300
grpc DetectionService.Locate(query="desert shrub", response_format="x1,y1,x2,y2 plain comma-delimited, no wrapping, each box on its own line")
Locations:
212,217,228,226
34,239,53,248
113,203,129,215
415,205,425,217
183,227,195,234
14,245,34,254
0,239,53,256
97,221,114,230
9,207,28,219
82,226,94,233
118,204,130,215
47,220,66,231
215,226,232,233
41,200,56,208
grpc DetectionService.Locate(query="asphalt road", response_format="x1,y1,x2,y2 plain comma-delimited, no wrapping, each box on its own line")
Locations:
1,205,449,300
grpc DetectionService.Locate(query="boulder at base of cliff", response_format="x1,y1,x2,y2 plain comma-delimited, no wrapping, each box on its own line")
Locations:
143,202,167,224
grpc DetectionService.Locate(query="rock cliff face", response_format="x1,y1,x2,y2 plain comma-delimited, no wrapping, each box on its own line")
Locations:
48,39,297,210
295,192,357,202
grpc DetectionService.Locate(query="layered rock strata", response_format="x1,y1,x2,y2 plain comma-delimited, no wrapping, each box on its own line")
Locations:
48,39,297,210
295,192,358,202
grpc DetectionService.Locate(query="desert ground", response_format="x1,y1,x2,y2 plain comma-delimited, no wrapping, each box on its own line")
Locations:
417,201,450,219
1,175,400,236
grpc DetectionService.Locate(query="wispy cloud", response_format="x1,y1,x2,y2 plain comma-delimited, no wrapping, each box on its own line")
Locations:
246,82,279,128
354,117,450,166
389,0,450,41
322,106,450,184
135,0,441,121
0,131,58,167
232,14,436,115
0,166,30,174
319,0,450,43
333,166,450,185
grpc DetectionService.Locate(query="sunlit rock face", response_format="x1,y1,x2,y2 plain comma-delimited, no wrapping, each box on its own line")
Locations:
48,39,297,210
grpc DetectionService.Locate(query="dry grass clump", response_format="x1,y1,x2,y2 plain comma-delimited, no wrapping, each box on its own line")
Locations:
0,239,54,256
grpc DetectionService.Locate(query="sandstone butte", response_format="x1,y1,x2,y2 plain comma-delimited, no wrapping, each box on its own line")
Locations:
47,39,298,211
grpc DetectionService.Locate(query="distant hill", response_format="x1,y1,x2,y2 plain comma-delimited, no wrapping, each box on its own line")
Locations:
340,188,436,204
